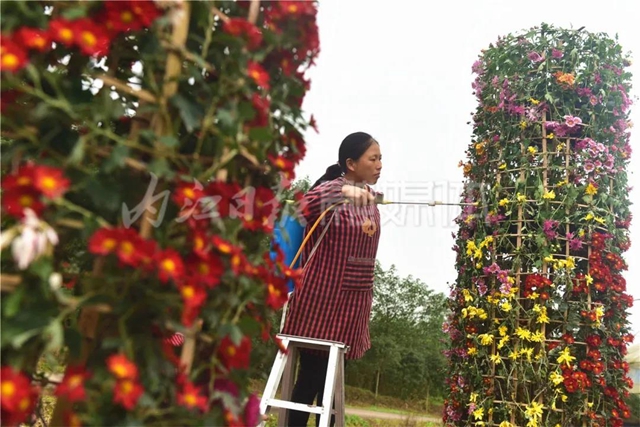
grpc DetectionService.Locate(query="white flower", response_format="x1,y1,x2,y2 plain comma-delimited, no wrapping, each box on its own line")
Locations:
9,209,59,270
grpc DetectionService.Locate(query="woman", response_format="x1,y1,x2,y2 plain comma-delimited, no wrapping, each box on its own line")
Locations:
282,131,383,427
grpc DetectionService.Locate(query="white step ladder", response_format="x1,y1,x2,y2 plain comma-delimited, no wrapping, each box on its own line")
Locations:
259,334,349,427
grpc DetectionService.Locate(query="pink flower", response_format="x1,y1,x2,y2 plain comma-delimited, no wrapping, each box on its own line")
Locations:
552,48,564,59
584,162,595,173
564,115,582,128
528,51,544,62
589,95,599,105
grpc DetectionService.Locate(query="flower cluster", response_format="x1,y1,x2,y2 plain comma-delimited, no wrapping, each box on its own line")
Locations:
445,24,634,427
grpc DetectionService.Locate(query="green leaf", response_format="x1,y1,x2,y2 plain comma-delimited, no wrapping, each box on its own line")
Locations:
11,328,43,348
64,327,82,356
148,158,174,179
3,285,25,318
159,135,179,148
44,320,64,352
248,126,273,143
103,145,130,173
61,6,87,20
29,257,53,281
68,137,86,165
86,177,122,213
216,108,235,130
171,94,203,132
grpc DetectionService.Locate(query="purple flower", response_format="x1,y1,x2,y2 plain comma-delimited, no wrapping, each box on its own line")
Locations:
484,262,501,274
552,48,564,59
594,160,602,169
569,237,583,251
497,270,509,284
543,219,559,240
545,121,559,131
528,51,545,62
575,139,588,151
472,59,483,74
596,142,606,153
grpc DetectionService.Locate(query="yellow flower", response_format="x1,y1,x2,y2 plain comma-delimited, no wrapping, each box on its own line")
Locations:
565,257,575,269
478,309,488,320
533,305,550,324
549,371,564,386
521,347,534,362
500,301,512,312
475,262,483,269
578,229,585,237
585,274,594,285
520,120,528,130
516,327,532,341
474,248,483,259
585,182,598,195
530,331,545,342
542,190,556,200
584,213,594,221
470,392,478,403
478,334,494,346
556,142,565,152
548,132,555,139
466,240,478,256
544,255,555,263
530,98,540,105
508,351,518,361
594,216,606,225
527,291,539,300
498,198,510,207
498,162,507,170
516,193,527,203
468,346,478,356
475,142,486,155
462,289,474,302
557,347,575,367
525,401,544,420
473,407,484,421
527,146,538,155
561,394,568,402
490,354,502,364
497,336,509,350
498,326,508,337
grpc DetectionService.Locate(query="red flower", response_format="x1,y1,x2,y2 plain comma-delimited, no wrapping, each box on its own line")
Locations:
128,1,161,27
247,61,270,89
33,165,70,198
55,365,90,402
248,93,270,127
179,281,207,327
107,353,138,380
114,227,144,267
103,1,146,34
266,274,289,310
0,37,28,72
14,27,50,52
177,380,208,412
217,336,252,370
0,366,38,426
64,411,83,427
88,228,119,255
1,188,44,218
223,18,263,50
187,253,224,288
113,379,144,410
2,163,36,191
155,248,185,284
72,19,110,56
49,19,76,47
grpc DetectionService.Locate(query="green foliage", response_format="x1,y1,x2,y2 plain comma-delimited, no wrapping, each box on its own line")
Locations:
347,262,448,402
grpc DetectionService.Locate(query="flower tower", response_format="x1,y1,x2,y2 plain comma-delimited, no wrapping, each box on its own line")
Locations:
444,24,635,426
1,1,318,426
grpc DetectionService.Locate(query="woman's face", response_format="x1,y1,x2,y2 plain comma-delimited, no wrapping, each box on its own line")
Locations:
347,142,382,185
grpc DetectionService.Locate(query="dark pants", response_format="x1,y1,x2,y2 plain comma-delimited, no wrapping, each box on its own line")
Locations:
287,351,344,427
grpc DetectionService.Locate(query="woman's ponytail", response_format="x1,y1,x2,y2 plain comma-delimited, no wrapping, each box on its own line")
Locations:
310,163,343,190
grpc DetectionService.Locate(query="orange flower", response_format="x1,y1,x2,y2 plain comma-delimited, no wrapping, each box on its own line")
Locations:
33,165,70,198
106,353,139,380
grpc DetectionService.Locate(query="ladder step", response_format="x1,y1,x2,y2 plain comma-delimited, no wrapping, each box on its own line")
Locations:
265,398,326,415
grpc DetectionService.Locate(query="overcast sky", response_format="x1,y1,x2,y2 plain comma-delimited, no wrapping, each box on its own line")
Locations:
296,0,640,334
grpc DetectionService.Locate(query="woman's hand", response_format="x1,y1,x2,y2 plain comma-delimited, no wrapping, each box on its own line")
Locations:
342,185,375,207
